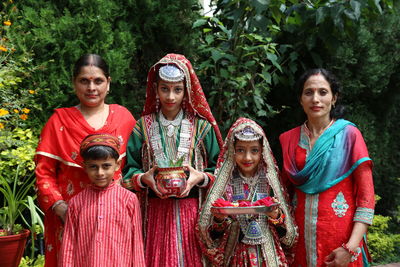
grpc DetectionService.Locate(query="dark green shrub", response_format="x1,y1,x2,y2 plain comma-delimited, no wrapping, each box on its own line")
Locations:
12,0,200,121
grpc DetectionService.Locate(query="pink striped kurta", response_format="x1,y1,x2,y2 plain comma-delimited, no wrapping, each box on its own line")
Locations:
59,182,145,267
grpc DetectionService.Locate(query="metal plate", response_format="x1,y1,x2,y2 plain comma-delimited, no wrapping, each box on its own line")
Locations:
211,203,279,215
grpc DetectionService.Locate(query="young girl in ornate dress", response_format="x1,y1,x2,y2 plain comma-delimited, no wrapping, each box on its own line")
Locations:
198,118,297,266
123,54,222,267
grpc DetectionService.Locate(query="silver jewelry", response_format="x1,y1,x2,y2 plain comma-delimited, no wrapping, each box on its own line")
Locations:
239,170,260,195
234,126,262,141
159,109,183,137
149,111,193,166
159,65,184,82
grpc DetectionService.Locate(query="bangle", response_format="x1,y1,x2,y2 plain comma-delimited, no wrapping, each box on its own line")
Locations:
52,200,67,210
137,173,147,188
341,243,361,262
268,209,285,225
197,173,209,188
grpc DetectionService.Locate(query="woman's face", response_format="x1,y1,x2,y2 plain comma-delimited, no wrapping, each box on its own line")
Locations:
74,66,110,108
300,74,337,121
234,139,262,178
156,80,185,117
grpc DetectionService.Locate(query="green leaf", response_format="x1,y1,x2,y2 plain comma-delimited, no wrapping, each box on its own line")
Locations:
205,35,214,45
350,0,361,20
266,53,282,72
373,0,383,14
260,71,272,84
251,0,270,15
211,50,223,63
316,7,328,25
257,109,267,117
220,68,229,78
193,19,208,28
344,9,356,20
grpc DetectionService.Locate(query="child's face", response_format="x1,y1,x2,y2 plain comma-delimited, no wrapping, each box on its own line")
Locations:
84,157,121,187
234,140,262,177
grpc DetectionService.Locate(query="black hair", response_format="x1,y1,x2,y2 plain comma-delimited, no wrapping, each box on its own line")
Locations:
73,54,110,79
81,145,119,161
296,68,345,119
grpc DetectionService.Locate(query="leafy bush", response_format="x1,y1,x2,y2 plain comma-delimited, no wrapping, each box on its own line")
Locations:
12,0,201,121
368,214,400,264
194,14,292,133
0,1,44,261
19,254,44,267
0,1,43,131
0,128,37,183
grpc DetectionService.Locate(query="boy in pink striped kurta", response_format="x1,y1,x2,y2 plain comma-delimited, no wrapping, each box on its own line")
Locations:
59,134,145,267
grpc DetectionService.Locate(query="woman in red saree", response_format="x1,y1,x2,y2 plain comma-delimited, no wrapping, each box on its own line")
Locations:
280,68,375,266
123,53,222,267
35,54,136,267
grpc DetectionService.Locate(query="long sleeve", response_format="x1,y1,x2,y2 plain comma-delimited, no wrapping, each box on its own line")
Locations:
202,126,220,174
59,200,77,267
123,119,146,191
352,162,375,225
129,194,146,266
35,155,63,212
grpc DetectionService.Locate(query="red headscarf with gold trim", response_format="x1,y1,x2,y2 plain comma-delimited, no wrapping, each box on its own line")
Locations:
142,53,223,147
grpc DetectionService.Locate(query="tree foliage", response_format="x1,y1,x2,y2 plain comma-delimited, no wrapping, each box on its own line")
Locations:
2,0,399,263
195,0,399,263
11,0,201,121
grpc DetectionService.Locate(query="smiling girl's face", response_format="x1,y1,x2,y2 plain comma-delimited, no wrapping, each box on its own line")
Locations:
156,80,185,119
234,139,262,178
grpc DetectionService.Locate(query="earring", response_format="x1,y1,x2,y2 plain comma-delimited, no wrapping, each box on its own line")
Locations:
332,103,336,109
182,97,187,110
156,95,160,111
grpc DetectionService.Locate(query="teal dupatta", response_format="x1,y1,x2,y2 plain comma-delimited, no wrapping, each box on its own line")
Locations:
289,119,371,194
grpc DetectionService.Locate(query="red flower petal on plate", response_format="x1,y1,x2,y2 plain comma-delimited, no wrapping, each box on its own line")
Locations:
253,196,275,206
212,198,234,207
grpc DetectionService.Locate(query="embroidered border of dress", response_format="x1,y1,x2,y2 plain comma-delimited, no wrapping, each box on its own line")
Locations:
354,207,374,225
304,193,319,267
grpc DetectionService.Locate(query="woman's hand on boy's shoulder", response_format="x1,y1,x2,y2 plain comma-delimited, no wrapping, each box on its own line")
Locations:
54,201,68,223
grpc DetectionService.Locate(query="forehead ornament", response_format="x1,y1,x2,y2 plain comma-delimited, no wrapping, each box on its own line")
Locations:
159,65,184,82
234,126,262,141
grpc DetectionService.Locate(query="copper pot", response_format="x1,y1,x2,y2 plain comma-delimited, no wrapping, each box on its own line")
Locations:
155,166,188,197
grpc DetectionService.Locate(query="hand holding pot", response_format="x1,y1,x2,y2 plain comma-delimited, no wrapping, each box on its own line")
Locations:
141,166,165,198
179,165,205,198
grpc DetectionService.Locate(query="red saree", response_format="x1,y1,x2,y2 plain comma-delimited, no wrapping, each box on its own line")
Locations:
35,104,135,267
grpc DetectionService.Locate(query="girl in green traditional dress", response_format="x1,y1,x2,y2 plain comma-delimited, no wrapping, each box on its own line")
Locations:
123,54,222,267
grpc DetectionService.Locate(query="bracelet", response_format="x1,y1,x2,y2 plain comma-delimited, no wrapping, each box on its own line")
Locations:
52,200,67,210
197,173,209,188
212,217,231,231
137,173,147,188
341,243,361,262
268,209,285,225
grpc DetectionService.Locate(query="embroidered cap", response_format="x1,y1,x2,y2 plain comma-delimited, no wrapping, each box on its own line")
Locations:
80,133,120,156
234,126,262,141
159,65,184,82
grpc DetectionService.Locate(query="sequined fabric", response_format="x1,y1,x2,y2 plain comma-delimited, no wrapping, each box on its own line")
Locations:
198,118,298,266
